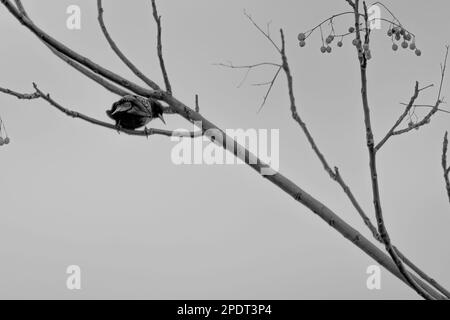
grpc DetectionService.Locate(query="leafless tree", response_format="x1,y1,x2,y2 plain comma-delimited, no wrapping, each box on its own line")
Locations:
0,0,449,299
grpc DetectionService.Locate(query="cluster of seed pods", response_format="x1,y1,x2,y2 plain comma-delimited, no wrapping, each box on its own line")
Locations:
388,25,421,56
297,19,422,59
0,116,10,147
298,32,343,54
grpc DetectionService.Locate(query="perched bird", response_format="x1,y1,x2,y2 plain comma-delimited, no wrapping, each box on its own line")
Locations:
106,95,166,130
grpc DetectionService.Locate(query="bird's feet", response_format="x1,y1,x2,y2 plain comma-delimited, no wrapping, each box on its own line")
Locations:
144,127,151,139
115,122,123,134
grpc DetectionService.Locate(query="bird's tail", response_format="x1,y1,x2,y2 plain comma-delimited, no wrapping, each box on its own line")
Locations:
106,110,113,119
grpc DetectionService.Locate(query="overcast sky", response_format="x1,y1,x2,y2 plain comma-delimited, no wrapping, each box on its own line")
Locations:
1,0,449,299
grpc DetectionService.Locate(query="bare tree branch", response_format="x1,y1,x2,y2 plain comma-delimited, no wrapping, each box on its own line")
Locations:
0,84,199,138
244,10,281,53
0,87,39,99
151,0,172,95
0,0,160,99
376,81,420,151
345,0,356,10
12,0,131,98
394,246,450,298
399,104,450,114
225,10,450,299
286,23,449,298
215,61,283,110
354,0,434,300
51,49,133,97
97,0,161,90
443,132,450,204
257,66,282,113
378,47,449,144
195,94,200,113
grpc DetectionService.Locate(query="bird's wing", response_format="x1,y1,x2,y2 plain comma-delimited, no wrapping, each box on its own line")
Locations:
110,96,152,117
129,106,151,117
111,101,133,115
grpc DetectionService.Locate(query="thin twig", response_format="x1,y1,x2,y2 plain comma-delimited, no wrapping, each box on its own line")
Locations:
244,10,281,53
0,87,40,99
399,104,450,114
215,61,283,111
257,66,282,113
151,0,172,95
195,94,200,113
443,132,450,204
376,81,420,151
97,0,161,90
214,62,282,69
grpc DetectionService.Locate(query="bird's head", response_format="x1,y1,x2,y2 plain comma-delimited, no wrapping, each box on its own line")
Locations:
151,100,166,125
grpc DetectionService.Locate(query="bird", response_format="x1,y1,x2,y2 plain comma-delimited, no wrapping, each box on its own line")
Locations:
106,95,166,130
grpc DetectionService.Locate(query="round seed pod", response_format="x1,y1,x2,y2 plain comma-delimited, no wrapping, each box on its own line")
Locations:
392,43,398,51
298,33,306,41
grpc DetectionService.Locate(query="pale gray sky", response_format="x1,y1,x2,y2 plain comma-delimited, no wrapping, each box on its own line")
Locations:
0,0,449,299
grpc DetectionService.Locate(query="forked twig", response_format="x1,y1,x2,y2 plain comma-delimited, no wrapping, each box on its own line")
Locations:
97,0,161,90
